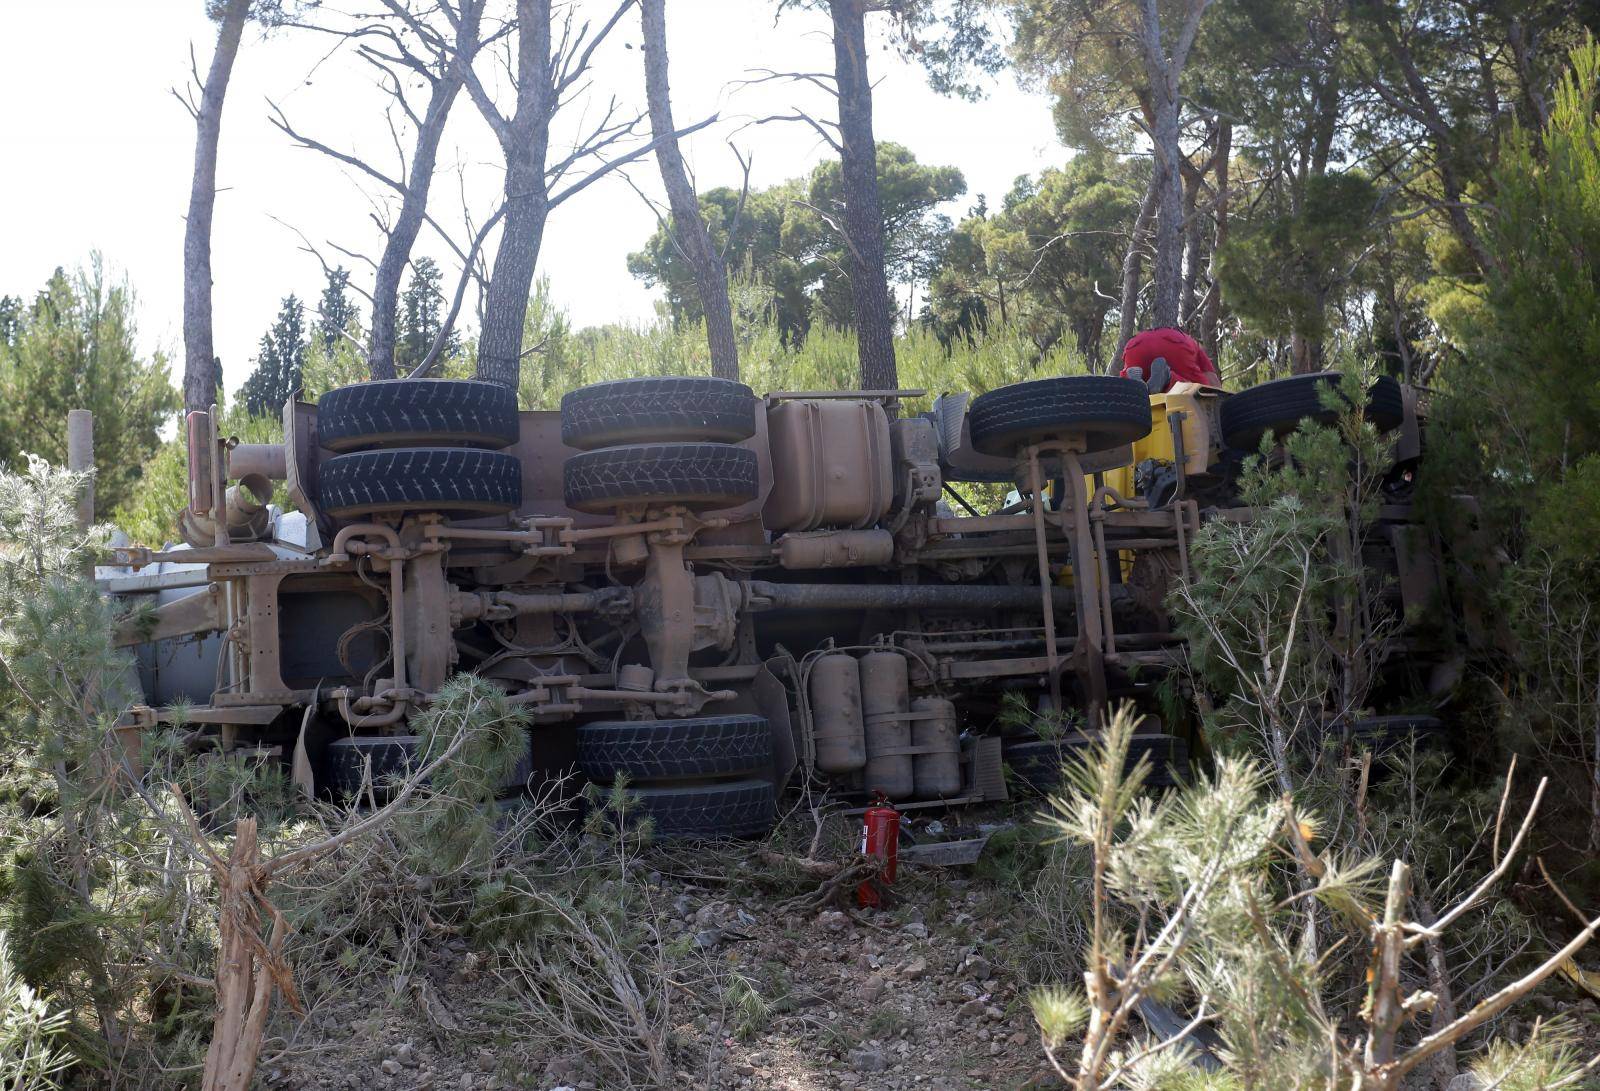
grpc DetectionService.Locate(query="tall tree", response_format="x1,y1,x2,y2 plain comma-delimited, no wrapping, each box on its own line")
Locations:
461,1,714,391
396,257,459,372
829,0,900,391
1138,0,1215,328
627,145,963,341
0,262,179,512
238,294,308,417
1009,0,1219,340
316,265,358,351
1196,0,1350,369
468,0,556,390
180,0,254,412
641,0,740,380
928,157,1144,368
0,296,21,348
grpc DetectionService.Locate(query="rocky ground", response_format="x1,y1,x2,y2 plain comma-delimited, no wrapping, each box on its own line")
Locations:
259,806,1061,1091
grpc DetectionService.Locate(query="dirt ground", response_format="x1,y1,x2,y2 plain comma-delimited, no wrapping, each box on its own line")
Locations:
257,807,1060,1091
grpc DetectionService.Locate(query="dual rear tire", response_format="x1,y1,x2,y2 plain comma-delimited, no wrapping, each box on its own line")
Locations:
576,713,777,840
316,378,524,518
559,377,759,513
324,729,534,799
1003,734,1191,794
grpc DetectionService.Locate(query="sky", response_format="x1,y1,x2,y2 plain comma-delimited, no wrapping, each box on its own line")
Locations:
0,1,1065,395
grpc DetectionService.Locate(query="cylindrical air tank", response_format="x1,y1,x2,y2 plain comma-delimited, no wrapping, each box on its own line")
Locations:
810,653,866,773
911,696,962,798
860,651,914,799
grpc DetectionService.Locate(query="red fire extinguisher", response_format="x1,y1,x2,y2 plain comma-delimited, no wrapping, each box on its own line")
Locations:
858,794,900,908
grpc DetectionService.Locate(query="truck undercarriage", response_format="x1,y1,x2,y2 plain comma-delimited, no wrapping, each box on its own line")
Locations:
101,371,1457,838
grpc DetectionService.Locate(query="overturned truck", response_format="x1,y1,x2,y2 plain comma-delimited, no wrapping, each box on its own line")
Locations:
101,371,1458,837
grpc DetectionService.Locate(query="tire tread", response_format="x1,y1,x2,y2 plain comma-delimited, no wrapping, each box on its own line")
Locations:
320,447,522,517
562,442,757,513
968,376,1152,456
318,379,519,452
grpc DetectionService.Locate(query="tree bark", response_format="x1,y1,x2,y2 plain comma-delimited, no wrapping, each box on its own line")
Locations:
1507,17,1549,128
830,0,899,393
183,0,252,412
200,819,285,1091
1139,0,1183,329
1179,158,1204,326
368,3,483,380
1117,179,1159,361
1136,0,1211,331
641,0,739,381
475,0,554,391
1200,119,1230,361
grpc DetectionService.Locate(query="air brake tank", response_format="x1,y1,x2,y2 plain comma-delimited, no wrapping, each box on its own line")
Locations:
810,653,866,773
911,696,962,798
860,651,914,799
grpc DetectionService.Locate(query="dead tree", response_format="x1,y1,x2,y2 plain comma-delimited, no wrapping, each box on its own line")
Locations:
829,0,899,393
172,719,481,1091
462,0,714,391
179,0,253,412
641,0,739,381
273,1,488,380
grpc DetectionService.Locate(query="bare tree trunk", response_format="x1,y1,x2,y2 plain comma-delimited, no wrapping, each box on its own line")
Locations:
1136,0,1211,331
1291,331,1314,374
1118,180,1159,359
1200,120,1230,360
201,819,280,1091
475,0,554,391
641,0,739,381
368,2,484,380
1073,314,1103,372
1141,7,1183,328
1179,161,1204,326
1508,17,1549,128
183,0,252,412
830,0,898,393
1413,894,1461,1087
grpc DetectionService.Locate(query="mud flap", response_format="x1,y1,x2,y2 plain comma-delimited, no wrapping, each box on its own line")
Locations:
753,664,797,786
291,701,316,798
969,735,1008,803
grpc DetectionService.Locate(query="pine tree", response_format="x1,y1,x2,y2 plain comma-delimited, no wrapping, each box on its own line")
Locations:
0,296,21,348
0,260,178,513
316,266,358,353
239,294,308,418
396,257,456,374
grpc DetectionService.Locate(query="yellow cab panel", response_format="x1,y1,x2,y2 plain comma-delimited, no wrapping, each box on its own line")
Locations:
1059,381,1226,587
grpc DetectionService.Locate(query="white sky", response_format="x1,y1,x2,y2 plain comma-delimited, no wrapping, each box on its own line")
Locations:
0,1,1064,394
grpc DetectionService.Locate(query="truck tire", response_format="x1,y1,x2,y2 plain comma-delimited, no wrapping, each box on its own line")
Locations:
1220,373,1404,452
326,732,533,797
561,377,756,450
1345,714,1446,752
320,447,522,518
562,442,758,513
622,779,777,840
577,714,773,782
317,379,519,453
968,375,1152,457
326,735,421,795
1003,735,1190,793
